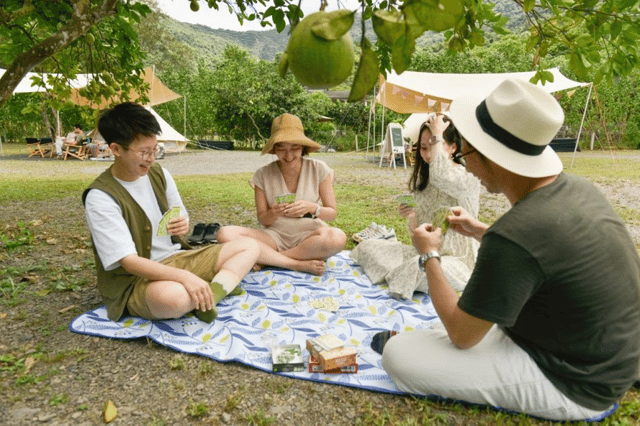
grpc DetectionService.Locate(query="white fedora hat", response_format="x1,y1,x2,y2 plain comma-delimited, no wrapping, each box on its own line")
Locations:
449,78,564,178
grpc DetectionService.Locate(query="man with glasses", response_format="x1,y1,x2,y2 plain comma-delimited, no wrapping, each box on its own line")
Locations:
82,102,261,324
378,80,640,421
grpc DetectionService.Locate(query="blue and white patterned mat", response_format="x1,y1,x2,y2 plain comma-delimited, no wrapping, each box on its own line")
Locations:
69,251,439,394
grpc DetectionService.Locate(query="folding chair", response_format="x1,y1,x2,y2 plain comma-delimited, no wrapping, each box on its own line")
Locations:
63,141,89,160
39,137,54,158
26,137,53,158
26,138,42,157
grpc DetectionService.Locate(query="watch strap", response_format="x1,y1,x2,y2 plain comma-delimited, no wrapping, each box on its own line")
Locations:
419,251,441,270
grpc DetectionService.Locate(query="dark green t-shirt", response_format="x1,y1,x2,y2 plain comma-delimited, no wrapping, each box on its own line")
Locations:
458,172,640,410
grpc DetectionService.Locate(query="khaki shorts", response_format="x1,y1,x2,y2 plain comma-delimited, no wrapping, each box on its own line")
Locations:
126,244,223,320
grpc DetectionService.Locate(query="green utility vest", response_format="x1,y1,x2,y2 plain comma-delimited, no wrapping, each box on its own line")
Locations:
82,163,190,321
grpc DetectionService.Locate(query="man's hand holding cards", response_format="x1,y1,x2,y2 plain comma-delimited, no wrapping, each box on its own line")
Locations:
157,206,182,236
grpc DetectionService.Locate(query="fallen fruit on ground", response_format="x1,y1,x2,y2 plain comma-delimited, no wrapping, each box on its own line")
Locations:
280,11,355,89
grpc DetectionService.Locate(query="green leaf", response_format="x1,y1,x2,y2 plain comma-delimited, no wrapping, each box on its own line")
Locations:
610,20,622,40
541,70,555,84
372,10,405,46
523,0,535,13
391,33,415,74
278,53,289,78
348,38,380,102
274,9,286,32
469,31,485,47
402,3,430,39
403,0,464,32
311,10,355,41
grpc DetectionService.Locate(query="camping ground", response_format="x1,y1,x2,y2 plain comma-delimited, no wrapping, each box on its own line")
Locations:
1,146,639,425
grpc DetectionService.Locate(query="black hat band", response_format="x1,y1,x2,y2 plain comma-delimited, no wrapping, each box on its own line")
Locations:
476,100,546,156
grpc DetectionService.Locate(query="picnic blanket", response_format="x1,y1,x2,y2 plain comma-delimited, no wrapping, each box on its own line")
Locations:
69,251,439,394
68,251,617,422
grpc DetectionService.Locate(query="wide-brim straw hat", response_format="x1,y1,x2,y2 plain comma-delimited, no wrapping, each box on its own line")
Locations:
449,78,564,178
261,113,322,155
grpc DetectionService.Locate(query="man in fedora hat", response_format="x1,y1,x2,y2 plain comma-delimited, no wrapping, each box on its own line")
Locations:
377,79,640,420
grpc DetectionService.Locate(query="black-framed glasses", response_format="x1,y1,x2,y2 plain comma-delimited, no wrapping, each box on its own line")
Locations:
123,145,160,161
453,148,476,167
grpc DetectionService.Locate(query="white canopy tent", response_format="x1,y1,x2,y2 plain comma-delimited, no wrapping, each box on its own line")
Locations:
368,68,592,166
145,107,188,152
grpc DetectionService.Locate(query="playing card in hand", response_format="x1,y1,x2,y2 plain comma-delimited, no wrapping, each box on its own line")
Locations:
275,193,296,204
157,206,180,236
396,194,417,207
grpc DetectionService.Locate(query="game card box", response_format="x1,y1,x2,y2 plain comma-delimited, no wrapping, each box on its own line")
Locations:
271,344,304,373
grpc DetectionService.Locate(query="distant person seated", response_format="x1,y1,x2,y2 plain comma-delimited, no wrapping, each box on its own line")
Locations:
55,123,84,158
216,113,347,276
66,123,85,144
87,131,110,158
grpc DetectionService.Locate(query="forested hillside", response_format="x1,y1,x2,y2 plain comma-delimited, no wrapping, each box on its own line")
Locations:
152,0,527,68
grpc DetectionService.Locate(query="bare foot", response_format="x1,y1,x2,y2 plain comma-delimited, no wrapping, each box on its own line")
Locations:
292,260,325,276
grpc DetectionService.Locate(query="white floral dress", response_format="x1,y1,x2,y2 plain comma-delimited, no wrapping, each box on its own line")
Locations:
350,142,481,299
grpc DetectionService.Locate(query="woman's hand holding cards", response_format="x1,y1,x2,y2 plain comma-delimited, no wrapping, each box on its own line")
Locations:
284,200,313,218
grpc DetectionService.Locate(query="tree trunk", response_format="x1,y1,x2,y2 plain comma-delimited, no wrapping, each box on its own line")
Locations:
0,0,119,107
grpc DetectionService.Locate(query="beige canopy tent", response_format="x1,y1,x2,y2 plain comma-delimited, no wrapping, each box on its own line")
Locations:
368,68,592,165
68,66,182,109
2,66,188,152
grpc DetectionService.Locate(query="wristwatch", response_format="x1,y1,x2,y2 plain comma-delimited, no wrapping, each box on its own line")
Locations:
418,251,441,270
314,204,321,217
429,136,444,145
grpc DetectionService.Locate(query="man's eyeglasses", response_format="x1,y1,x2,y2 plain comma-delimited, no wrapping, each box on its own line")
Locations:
124,145,160,161
453,148,476,167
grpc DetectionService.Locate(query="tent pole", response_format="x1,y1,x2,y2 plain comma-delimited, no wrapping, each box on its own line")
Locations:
367,101,372,158
381,86,386,160
151,65,156,103
570,83,593,168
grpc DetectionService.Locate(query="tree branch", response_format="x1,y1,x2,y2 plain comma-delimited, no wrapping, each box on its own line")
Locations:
0,0,119,106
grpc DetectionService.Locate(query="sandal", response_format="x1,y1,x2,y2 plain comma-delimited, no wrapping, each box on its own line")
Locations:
203,223,221,244
188,223,207,245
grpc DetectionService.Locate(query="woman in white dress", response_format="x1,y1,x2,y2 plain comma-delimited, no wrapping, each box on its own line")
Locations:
217,113,346,276
351,113,481,298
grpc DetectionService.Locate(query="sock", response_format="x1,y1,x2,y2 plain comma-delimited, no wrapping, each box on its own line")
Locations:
195,270,241,324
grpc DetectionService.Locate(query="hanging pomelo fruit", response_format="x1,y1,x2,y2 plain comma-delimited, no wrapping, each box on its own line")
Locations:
279,10,355,89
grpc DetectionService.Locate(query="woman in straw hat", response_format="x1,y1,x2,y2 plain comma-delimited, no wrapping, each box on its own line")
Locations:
217,113,346,275
351,113,481,299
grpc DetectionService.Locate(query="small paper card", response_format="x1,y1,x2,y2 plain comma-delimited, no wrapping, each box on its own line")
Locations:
275,193,296,204
308,296,340,312
157,206,180,236
396,194,416,207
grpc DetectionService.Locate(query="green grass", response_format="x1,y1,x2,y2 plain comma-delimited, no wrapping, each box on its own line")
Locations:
0,175,92,202
558,152,640,181
1,146,639,424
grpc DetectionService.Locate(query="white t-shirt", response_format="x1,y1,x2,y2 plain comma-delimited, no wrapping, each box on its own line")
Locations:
66,131,79,142
84,168,187,271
